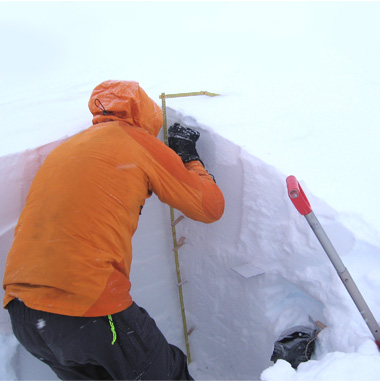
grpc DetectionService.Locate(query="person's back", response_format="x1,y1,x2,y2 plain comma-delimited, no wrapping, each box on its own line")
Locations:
3,80,224,380
4,121,157,316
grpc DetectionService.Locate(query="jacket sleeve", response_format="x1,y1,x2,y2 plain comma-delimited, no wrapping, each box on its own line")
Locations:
145,139,225,223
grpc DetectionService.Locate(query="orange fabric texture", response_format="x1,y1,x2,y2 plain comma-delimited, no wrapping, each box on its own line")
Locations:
3,81,225,317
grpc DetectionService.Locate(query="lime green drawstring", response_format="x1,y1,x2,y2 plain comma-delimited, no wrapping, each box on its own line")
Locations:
108,315,117,345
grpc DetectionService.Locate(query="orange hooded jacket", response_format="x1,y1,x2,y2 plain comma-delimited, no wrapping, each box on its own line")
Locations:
3,80,225,317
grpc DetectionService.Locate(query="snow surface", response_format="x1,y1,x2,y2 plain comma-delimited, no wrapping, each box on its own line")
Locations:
1,1,380,380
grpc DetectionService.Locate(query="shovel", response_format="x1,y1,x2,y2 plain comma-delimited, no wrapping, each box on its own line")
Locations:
286,175,380,349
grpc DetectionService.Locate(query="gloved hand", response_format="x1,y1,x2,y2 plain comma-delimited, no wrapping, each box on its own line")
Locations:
168,123,203,164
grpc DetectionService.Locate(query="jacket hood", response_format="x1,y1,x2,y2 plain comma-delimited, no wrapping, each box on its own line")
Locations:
88,80,163,137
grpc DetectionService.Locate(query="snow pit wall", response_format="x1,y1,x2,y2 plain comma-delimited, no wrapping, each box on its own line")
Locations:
0,108,379,380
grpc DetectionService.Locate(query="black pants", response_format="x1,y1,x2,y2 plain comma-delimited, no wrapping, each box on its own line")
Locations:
8,299,193,380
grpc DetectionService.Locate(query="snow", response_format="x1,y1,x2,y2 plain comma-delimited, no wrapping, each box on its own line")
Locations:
36,319,46,330
1,1,380,380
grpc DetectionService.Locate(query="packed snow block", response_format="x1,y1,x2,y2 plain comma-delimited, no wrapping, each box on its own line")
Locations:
2,105,379,381
163,108,332,379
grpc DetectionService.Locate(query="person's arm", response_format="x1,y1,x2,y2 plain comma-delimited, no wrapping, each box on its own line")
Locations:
130,123,224,223
147,146,224,223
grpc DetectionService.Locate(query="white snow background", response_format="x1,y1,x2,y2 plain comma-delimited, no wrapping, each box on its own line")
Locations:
1,1,380,380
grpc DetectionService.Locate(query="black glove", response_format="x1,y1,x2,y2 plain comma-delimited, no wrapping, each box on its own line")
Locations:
168,123,203,164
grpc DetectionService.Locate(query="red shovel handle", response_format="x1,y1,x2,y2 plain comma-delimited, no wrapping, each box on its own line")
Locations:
286,175,312,215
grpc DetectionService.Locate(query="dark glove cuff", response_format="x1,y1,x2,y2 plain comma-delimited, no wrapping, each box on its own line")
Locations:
183,156,204,166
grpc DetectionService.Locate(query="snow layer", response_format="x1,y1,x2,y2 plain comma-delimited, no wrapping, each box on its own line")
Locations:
1,107,380,380
1,1,380,380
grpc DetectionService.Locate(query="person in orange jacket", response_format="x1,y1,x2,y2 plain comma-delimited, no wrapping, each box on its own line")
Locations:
3,80,225,380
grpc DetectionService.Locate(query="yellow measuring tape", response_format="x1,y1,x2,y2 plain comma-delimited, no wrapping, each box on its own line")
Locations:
160,91,220,146
160,91,220,364
160,91,220,99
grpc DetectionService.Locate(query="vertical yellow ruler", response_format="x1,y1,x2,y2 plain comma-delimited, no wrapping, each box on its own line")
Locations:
159,91,220,364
